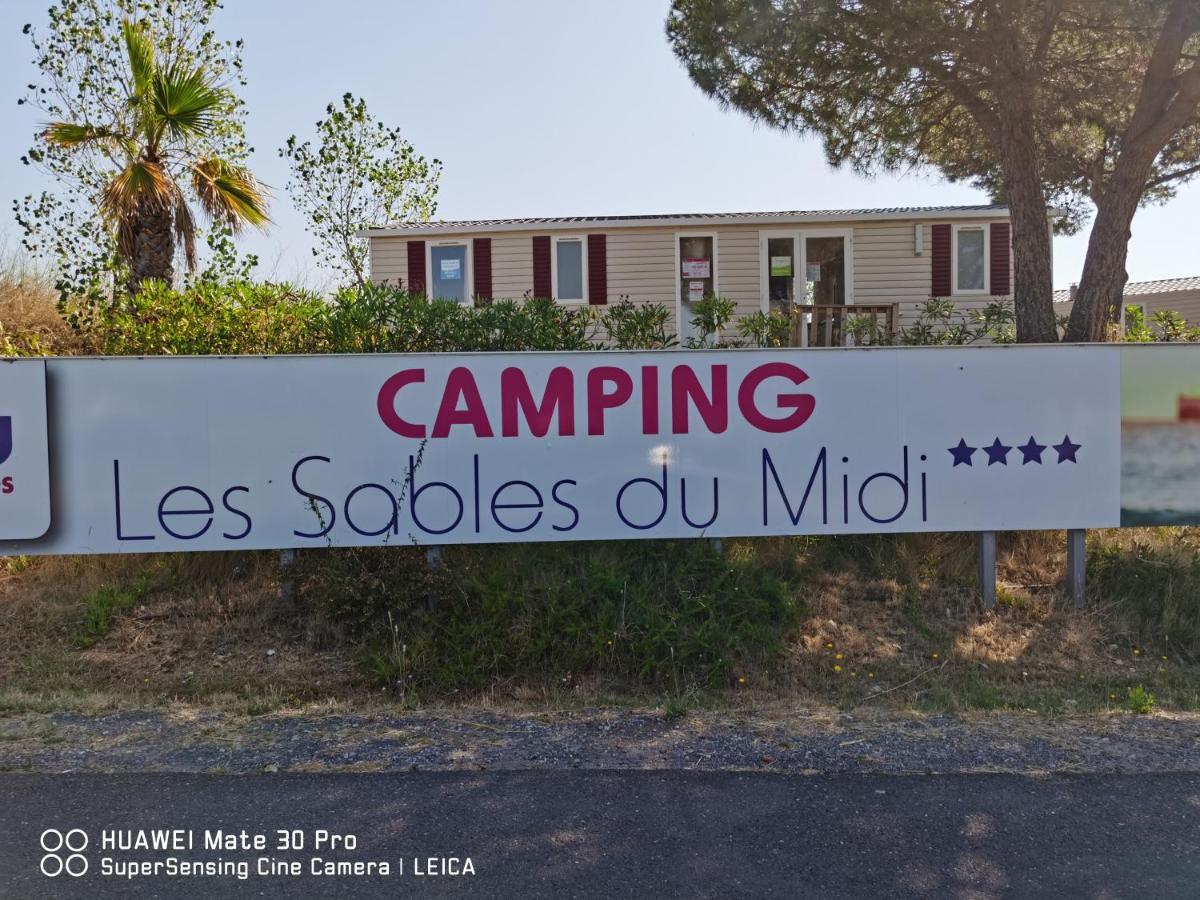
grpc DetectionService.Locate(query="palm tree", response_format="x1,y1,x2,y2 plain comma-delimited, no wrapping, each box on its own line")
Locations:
42,18,268,294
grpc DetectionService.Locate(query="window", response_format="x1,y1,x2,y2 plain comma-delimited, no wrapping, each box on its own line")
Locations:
429,242,471,304
677,234,716,344
804,236,847,305
553,236,587,302
766,236,795,316
954,226,987,293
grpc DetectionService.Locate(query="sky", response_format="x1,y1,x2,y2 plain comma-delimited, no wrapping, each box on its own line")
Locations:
1,0,1198,291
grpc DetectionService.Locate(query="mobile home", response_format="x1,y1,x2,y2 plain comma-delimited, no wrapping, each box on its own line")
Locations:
364,205,1014,345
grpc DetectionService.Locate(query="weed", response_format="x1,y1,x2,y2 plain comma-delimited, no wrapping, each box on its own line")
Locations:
75,575,152,647
1126,685,1156,714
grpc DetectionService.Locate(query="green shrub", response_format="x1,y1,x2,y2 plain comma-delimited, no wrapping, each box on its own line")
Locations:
599,297,677,349
69,281,700,356
306,539,801,694
1126,684,1156,714
76,280,330,356
325,287,600,353
684,295,738,348
737,309,793,348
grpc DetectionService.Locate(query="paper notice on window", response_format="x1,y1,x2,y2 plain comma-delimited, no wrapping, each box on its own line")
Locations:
688,281,705,302
770,256,793,277
681,257,711,279
440,258,462,280
806,263,822,283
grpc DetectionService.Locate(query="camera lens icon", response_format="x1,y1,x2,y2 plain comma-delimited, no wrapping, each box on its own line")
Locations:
39,829,88,877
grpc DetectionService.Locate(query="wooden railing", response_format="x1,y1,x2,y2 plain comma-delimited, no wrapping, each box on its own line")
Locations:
790,303,899,347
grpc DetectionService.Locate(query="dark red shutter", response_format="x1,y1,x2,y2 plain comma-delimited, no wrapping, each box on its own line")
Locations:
930,224,952,297
473,238,492,303
587,234,607,305
407,240,426,294
989,222,1011,295
532,236,552,298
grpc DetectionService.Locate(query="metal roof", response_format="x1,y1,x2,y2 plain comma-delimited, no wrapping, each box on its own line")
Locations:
361,204,1010,238
1053,276,1200,303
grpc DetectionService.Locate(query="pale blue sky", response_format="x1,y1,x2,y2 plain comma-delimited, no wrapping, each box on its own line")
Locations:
2,0,1197,289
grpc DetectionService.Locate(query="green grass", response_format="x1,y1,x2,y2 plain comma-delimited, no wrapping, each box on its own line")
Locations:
74,576,153,647
311,538,804,697
1090,532,1200,659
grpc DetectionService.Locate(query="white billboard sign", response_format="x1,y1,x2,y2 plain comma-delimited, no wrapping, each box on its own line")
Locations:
0,347,1131,555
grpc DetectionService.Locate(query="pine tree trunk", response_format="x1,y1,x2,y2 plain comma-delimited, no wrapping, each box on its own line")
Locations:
998,108,1057,343
127,198,176,295
1063,188,1139,342
1065,141,1170,342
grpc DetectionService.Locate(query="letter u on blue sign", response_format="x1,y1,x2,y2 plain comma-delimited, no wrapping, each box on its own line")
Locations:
0,417,11,465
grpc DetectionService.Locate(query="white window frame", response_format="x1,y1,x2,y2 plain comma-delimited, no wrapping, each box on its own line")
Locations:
675,232,719,337
551,235,589,304
425,239,473,305
758,228,855,312
952,224,989,296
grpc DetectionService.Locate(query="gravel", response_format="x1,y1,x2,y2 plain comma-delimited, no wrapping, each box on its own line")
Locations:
1,707,1197,774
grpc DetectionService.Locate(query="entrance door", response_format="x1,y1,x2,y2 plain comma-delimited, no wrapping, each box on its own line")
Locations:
803,234,848,346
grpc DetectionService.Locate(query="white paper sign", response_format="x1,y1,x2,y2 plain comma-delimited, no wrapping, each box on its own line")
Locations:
0,347,1134,556
688,281,705,302
806,264,822,282
681,257,711,279
439,258,462,280
0,359,51,539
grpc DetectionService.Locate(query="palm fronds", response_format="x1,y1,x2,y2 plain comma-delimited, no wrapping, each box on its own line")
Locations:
192,157,270,231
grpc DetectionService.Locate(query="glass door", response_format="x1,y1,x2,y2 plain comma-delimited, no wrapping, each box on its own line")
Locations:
802,234,848,346
678,235,714,345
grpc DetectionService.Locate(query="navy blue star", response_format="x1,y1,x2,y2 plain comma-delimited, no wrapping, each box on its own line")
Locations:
984,437,1011,466
1017,436,1046,464
1053,435,1081,463
948,438,977,467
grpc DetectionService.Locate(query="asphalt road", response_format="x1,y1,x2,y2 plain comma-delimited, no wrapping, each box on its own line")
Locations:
1,773,1197,899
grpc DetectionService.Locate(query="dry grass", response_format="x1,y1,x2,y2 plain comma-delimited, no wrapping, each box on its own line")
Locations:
739,530,1199,714
3,529,1197,718
0,253,91,356
0,553,363,714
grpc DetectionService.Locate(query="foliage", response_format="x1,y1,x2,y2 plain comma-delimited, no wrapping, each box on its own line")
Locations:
666,1,1200,344
324,288,599,353
897,299,1016,346
1091,534,1200,659
1122,304,1155,342
1122,305,1200,342
599,297,677,349
76,576,152,647
71,281,711,355
310,539,800,694
683,294,738,348
17,0,263,296
1126,684,1156,714
666,0,1200,227
77,280,329,355
737,309,792,348
282,93,441,287
67,280,1025,357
